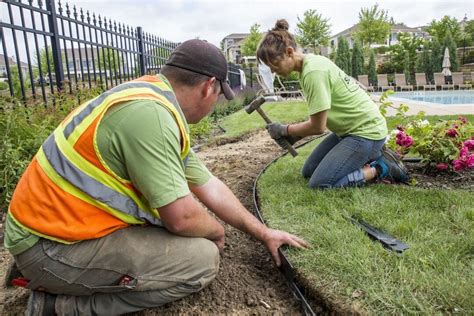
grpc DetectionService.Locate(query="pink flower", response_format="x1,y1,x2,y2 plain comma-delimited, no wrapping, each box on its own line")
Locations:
452,159,465,171
467,155,474,168
401,135,413,147
446,128,458,137
458,116,468,124
396,131,413,147
460,146,469,158
464,140,474,151
436,163,449,171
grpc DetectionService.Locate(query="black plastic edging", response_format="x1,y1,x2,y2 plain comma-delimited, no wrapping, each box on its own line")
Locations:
252,134,328,316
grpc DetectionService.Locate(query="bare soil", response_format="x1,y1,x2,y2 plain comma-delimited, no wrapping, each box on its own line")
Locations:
1,131,472,315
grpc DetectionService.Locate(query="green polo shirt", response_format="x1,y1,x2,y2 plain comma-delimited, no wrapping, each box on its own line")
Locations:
300,54,387,140
4,98,211,255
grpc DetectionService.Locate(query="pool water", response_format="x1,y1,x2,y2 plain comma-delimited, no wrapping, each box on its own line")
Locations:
390,90,474,105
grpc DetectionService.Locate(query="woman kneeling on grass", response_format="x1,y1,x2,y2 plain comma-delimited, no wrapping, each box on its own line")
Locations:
257,19,409,189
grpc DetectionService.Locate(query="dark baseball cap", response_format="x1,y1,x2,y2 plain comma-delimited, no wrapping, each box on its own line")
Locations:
165,39,235,100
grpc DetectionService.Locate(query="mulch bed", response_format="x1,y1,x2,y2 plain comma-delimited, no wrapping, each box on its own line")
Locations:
406,162,474,191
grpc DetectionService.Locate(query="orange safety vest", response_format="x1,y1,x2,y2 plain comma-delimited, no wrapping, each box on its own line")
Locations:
9,75,190,243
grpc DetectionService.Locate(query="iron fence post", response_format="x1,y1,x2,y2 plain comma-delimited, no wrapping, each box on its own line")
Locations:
137,27,146,75
249,67,253,88
46,0,64,91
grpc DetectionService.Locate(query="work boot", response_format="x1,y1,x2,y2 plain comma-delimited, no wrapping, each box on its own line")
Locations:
25,290,57,316
371,147,410,184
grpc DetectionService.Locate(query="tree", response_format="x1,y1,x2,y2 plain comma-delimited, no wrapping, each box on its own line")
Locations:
355,4,391,47
351,40,364,78
33,48,54,77
427,15,461,44
403,50,412,84
295,9,331,54
96,48,122,72
463,19,474,45
241,23,262,57
416,47,433,83
368,49,377,86
9,66,30,98
443,30,458,71
335,37,351,74
397,32,422,84
430,38,443,73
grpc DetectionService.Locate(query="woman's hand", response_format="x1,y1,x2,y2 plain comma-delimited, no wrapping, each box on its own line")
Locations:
266,122,288,139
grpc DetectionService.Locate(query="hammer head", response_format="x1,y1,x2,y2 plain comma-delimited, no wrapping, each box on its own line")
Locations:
244,95,266,114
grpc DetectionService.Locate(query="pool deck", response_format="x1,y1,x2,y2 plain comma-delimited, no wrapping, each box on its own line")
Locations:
370,95,474,117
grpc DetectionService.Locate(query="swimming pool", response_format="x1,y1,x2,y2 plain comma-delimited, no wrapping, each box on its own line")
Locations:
389,90,474,105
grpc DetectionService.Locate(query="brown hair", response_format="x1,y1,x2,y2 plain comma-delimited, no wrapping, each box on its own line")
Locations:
257,19,297,66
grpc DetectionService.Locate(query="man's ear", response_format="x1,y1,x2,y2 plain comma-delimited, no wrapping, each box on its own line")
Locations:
203,77,217,98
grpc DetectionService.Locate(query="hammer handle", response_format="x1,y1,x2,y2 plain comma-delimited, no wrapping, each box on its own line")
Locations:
256,108,298,157
256,108,272,124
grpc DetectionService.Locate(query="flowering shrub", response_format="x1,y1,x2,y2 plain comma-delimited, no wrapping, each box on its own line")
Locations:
379,91,474,172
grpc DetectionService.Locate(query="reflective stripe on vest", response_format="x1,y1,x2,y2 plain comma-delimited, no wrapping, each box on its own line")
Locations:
41,133,161,225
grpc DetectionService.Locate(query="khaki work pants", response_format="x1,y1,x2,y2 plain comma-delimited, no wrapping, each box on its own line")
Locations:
14,226,220,315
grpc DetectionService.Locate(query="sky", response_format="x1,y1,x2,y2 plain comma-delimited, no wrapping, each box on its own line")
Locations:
68,0,473,46
1,0,473,63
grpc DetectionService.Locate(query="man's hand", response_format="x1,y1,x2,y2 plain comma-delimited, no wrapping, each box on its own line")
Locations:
261,228,310,266
266,123,288,140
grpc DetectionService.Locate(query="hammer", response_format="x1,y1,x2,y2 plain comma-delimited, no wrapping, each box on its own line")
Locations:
244,96,298,157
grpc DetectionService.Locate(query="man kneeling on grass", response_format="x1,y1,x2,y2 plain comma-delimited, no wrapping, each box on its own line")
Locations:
4,39,309,315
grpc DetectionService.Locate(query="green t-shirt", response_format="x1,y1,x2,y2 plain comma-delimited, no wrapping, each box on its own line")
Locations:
4,97,211,255
300,54,387,140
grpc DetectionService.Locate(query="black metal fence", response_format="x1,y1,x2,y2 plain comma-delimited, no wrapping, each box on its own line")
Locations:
0,0,180,103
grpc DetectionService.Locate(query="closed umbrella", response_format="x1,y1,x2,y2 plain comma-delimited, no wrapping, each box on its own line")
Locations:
441,47,452,76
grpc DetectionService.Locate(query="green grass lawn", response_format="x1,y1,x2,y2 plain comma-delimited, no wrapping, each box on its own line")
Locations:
257,136,473,314
219,100,307,137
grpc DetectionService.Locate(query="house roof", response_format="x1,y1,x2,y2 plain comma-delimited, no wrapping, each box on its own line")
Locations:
331,25,358,39
223,33,249,40
0,54,28,67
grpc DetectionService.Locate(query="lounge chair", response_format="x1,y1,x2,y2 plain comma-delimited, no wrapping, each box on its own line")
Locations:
414,73,436,90
452,72,471,90
434,72,454,90
376,74,391,91
394,74,413,91
275,76,305,100
357,75,374,92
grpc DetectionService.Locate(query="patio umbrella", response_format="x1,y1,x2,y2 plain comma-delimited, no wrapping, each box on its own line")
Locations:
441,47,452,76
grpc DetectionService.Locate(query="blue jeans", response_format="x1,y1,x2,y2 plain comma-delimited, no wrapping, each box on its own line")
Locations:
301,133,385,189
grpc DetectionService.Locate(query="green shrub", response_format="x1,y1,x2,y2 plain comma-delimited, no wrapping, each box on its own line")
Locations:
189,117,212,145
0,81,8,91
0,87,103,215
210,88,256,121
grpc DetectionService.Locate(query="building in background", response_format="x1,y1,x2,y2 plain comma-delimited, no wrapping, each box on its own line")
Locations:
222,33,249,64
0,54,29,82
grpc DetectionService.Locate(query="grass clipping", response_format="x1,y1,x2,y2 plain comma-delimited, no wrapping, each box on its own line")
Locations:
257,138,473,314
